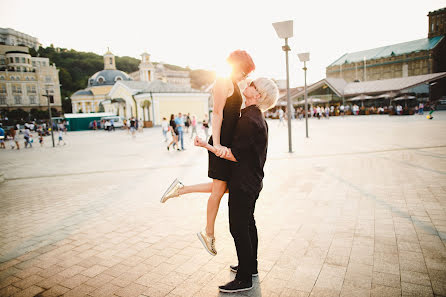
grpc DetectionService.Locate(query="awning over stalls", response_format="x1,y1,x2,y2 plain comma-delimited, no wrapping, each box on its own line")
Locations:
285,72,446,101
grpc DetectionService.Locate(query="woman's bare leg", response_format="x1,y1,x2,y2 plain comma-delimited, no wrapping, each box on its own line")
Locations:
206,179,227,237
179,182,229,195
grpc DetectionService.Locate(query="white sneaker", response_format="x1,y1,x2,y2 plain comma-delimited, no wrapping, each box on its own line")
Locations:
197,230,217,256
160,178,183,203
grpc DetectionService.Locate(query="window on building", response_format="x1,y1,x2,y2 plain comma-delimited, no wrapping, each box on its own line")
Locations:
42,61,47,67
0,84,6,93
45,76,51,82
15,57,19,63
32,61,36,67
21,57,25,63
0,95,6,105
31,85,36,93
0,76,4,80
26,76,29,81
0,58,5,65
98,77,105,84
115,76,122,81
109,57,113,65
29,95,36,104
9,57,13,63
14,95,22,104
10,76,14,81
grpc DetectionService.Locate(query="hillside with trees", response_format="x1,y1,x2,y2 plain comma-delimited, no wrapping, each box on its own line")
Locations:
30,45,215,113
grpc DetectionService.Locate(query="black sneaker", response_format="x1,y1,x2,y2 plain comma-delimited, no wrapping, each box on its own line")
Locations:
229,265,258,277
218,279,253,293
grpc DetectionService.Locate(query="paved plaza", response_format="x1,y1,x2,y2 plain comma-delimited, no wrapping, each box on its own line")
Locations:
0,112,446,297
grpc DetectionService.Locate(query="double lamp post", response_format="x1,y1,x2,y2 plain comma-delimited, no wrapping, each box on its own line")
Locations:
272,20,310,153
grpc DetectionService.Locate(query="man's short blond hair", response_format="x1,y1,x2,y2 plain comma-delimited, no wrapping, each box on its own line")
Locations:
254,78,279,112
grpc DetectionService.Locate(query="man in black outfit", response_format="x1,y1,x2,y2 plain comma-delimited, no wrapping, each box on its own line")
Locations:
195,77,279,293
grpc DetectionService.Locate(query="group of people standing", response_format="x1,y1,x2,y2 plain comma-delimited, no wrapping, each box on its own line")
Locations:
162,113,209,151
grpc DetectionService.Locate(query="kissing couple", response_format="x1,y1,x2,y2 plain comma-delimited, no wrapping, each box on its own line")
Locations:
161,50,279,293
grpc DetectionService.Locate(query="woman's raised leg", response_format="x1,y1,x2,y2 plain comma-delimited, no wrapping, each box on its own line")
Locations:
206,179,227,237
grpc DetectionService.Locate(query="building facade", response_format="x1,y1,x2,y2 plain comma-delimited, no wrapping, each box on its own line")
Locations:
0,28,41,50
326,37,444,82
129,52,191,87
428,7,446,38
326,7,446,99
326,8,445,83
70,49,132,113
0,45,62,113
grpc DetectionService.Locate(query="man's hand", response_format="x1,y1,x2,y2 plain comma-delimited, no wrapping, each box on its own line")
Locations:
194,136,206,147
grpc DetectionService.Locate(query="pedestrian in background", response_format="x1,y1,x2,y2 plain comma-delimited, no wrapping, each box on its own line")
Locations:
9,128,19,150
0,124,5,149
185,113,191,133
175,112,185,150
161,117,169,142
167,114,179,151
58,129,66,145
202,114,209,140
190,115,198,139
130,118,136,137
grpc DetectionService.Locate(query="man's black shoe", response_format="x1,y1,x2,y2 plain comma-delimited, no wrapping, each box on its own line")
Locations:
219,279,253,293
229,265,258,277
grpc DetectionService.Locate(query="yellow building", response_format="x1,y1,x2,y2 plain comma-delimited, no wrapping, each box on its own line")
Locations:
0,44,62,113
70,49,132,113
103,80,209,125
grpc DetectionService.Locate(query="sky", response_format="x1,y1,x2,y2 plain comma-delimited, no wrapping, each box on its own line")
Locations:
1,0,445,87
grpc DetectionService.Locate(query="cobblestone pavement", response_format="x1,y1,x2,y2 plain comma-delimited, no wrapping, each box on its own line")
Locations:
0,112,445,297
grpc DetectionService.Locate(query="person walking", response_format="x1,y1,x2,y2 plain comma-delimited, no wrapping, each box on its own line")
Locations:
202,114,209,140
24,126,32,148
185,113,191,133
190,115,198,139
278,108,285,126
130,118,136,137
9,128,19,150
175,112,185,150
161,117,169,142
57,129,66,145
167,114,179,151
419,102,424,115
0,124,5,149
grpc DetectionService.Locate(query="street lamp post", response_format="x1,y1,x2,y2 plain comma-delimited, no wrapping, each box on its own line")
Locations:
298,53,310,138
43,87,55,147
273,20,294,153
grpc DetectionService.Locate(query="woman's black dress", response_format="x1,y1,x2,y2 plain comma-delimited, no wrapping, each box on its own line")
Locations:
208,80,242,181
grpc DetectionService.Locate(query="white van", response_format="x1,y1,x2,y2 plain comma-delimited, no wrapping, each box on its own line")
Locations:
101,116,125,130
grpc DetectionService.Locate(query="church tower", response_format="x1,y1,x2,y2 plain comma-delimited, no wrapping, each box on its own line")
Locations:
139,52,154,81
104,48,116,70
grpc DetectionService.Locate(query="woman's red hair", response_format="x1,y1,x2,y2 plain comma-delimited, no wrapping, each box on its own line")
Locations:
227,50,255,74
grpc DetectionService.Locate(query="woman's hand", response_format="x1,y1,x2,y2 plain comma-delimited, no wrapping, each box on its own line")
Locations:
194,136,206,147
214,144,230,158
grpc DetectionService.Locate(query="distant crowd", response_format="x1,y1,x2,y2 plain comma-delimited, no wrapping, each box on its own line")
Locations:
267,102,436,120
162,113,209,151
0,119,67,150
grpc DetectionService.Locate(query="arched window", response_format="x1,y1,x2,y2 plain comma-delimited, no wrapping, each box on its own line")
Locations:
115,76,122,81
98,76,105,84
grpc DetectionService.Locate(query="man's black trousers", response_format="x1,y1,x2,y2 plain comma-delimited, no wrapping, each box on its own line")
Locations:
228,187,259,282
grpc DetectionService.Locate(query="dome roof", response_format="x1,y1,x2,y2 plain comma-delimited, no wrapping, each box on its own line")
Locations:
88,69,132,87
